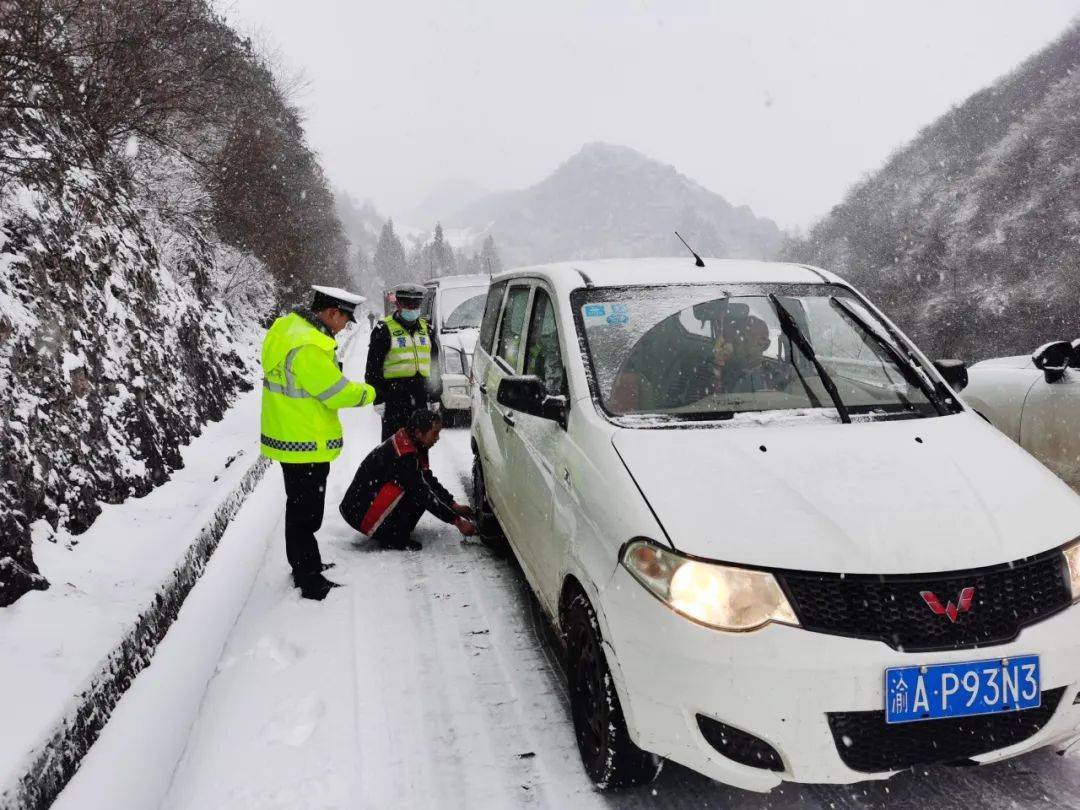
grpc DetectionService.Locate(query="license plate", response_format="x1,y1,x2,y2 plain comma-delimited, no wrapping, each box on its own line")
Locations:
884,654,1040,724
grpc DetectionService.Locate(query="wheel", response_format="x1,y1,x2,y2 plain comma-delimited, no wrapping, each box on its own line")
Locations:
563,593,662,790
471,453,509,555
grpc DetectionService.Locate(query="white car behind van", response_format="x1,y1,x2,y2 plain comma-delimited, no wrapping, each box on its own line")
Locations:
422,274,490,423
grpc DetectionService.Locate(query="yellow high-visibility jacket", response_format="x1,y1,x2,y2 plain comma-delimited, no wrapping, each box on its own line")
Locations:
260,313,375,463
381,315,432,379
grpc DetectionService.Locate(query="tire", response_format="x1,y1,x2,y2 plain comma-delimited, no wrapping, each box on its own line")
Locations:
563,593,662,790
471,454,509,555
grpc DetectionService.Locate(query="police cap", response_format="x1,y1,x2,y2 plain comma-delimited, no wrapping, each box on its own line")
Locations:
311,285,365,320
393,283,427,305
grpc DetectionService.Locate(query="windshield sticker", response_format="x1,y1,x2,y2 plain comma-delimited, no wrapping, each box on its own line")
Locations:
583,303,630,327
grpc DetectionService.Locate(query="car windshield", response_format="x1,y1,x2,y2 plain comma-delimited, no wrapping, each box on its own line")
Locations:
440,286,488,330
574,284,945,422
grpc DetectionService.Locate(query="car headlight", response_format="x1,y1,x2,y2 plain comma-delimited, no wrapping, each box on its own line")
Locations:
621,539,799,631
1064,540,1080,602
442,348,465,375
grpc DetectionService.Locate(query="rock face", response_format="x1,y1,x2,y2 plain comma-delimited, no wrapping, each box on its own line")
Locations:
448,142,782,267
784,24,1080,361
0,103,259,606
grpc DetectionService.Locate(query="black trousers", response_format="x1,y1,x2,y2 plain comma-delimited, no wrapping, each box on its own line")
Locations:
338,481,428,548
371,493,426,547
280,461,330,578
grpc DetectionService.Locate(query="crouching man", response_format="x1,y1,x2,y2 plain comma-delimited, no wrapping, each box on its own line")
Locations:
339,410,478,550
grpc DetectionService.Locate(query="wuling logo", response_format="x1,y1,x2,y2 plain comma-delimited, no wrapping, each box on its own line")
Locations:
920,587,975,623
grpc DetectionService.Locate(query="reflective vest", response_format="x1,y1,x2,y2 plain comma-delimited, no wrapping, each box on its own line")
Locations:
260,313,375,463
381,315,431,379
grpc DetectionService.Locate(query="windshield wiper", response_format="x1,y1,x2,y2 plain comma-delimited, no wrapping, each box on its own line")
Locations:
768,294,851,424
828,296,947,416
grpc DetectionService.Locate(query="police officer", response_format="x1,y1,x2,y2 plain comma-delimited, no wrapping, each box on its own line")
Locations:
365,283,440,441
261,285,376,600
339,409,477,550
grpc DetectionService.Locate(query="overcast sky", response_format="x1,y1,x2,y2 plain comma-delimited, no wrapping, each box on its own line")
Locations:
223,0,1080,231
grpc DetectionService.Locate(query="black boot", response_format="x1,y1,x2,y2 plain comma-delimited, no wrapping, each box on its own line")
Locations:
293,571,342,600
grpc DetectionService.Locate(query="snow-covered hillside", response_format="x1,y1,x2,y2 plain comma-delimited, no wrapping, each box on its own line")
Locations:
0,0,347,606
0,97,267,606
785,23,1080,361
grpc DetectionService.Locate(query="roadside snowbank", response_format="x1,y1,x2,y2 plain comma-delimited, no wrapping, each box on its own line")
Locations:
0,388,266,809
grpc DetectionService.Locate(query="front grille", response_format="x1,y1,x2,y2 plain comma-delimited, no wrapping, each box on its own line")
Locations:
779,549,1071,652
697,715,784,772
828,687,1065,772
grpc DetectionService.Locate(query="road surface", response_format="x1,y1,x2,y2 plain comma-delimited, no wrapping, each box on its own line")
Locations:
77,333,1080,808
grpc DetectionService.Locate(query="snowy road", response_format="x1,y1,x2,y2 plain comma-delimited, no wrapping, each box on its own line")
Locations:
158,413,1080,810
55,334,1080,809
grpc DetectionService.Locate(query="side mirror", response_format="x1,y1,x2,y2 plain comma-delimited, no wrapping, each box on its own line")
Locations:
497,375,568,426
933,359,968,392
1033,341,1072,383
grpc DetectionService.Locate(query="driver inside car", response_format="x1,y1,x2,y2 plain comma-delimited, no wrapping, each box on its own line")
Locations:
706,313,795,395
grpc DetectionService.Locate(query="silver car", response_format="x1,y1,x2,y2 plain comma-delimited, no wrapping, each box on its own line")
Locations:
422,274,490,424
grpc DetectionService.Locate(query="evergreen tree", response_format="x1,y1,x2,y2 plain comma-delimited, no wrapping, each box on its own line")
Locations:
480,234,503,275
407,240,428,282
430,222,456,277
354,249,372,294
374,219,408,291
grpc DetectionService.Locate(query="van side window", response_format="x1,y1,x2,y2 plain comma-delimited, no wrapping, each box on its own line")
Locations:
524,289,567,396
421,288,435,322
479,281,508,354
496,286,531,371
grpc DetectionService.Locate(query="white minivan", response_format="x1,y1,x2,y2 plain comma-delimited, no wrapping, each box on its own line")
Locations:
422,274,490,422
469,258,1080,792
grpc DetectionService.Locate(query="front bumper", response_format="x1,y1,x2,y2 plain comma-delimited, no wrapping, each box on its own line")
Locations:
601,565,1080,792
440,373,471,411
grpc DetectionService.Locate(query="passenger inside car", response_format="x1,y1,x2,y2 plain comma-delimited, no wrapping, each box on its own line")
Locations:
608,299,798,412
703,313,796,397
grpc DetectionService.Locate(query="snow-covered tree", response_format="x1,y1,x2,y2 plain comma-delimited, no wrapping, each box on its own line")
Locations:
480,234,503,275
374,219,408,290
429,223,456,278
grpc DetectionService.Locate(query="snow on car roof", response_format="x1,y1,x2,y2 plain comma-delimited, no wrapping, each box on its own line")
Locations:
969,355,1034,370
424,273,491,289
493,258,839,290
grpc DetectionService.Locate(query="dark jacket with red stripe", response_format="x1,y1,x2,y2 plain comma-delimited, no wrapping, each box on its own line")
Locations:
339,429,458,535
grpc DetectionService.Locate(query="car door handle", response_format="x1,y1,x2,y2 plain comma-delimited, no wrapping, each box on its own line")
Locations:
479,382,488,397
502,410,515,427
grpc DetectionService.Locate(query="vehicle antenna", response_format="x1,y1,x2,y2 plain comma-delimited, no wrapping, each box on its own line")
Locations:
674,231,705,268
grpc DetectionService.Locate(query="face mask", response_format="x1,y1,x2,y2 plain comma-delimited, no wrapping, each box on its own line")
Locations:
399,309,421,323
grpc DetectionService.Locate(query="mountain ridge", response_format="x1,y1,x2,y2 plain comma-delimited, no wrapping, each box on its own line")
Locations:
446,141,782,267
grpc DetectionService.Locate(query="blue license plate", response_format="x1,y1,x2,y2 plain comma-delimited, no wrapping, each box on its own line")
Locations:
885,654,1040,724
